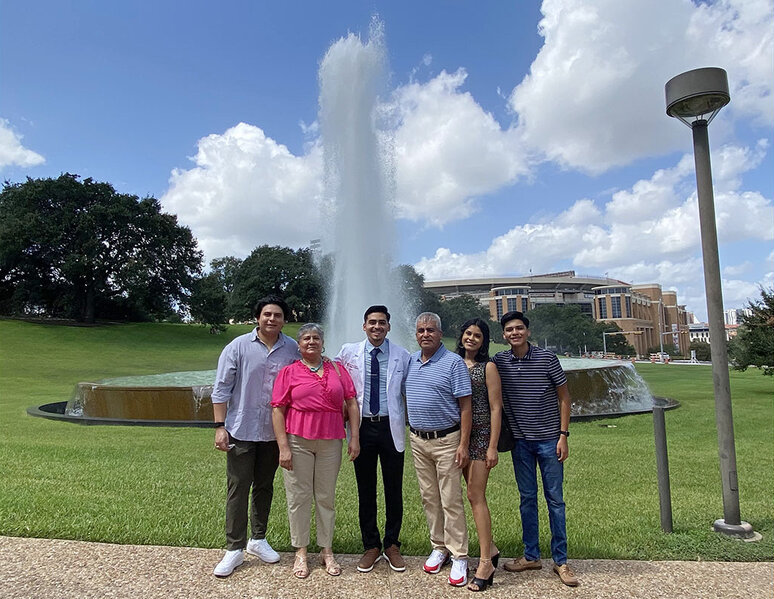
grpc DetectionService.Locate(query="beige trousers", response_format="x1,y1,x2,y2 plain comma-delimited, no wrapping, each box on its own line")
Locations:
409,430,469,559
282,434,342,548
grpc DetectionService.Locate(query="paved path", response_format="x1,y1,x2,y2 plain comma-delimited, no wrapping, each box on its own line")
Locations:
2,536,772,598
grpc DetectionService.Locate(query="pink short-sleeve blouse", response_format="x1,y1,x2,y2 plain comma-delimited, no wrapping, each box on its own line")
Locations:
271,360,357,440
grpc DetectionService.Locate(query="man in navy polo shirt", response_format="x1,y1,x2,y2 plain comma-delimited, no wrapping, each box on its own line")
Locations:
405,312,472,587
492,311,579,587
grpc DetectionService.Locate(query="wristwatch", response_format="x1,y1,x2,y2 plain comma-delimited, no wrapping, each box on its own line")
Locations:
214,421,226,428
559,430,570,437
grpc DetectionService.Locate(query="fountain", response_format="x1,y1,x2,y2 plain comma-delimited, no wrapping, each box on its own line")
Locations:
27,358,675,426
26,22,676,427
320,21,410,352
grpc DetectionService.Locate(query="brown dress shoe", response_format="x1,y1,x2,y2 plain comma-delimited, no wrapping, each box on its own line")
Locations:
383,545,406,572
503,557,542,572
357,547,382,572
553,563,579,586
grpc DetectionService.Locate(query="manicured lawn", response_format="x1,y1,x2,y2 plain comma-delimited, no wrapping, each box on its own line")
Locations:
0,320,771,560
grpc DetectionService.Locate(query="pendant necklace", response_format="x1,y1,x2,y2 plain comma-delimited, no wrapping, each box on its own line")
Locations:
304,360,324,373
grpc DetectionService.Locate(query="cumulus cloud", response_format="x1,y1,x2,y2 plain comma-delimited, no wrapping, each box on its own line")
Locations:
415,141,774,317
390,69,530,225
509,0,774,173
0,118,44,169
160,123,323,262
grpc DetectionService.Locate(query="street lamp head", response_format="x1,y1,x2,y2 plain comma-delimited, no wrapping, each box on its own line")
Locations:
665,67,730,128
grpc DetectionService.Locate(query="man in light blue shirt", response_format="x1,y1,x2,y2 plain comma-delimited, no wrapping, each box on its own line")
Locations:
336,305,411,573
211,295,299,578
405,312,472,587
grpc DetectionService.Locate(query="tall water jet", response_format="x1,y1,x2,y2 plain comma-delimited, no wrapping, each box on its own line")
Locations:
319,22,407,351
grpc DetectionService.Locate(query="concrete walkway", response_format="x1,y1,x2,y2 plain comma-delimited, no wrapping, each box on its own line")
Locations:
1,536,771,599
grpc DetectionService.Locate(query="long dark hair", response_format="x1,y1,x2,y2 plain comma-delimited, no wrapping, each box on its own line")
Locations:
456,318,491,363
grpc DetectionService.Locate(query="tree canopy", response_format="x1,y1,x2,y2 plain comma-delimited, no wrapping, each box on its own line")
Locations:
227,245,323,322
0,174,202,322
729,287,774,375
525,303,635,356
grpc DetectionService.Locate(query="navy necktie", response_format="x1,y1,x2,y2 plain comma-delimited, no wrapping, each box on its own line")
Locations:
369,347,380,415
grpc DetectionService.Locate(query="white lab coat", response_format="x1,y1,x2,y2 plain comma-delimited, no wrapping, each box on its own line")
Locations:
335,339,411,452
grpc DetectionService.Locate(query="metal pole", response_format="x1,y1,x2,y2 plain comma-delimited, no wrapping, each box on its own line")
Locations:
691,121,753,538
658,298,664,359
603,333,607,356
652,406,673,533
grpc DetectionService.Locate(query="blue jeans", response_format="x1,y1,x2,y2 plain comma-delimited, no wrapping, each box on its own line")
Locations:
511,439,567,565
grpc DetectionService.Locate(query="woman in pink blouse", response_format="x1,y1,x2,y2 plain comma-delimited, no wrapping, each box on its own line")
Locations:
271,323,360,579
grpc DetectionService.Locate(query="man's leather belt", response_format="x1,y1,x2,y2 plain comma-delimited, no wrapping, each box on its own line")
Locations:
362,415,387,422
410,423,460,440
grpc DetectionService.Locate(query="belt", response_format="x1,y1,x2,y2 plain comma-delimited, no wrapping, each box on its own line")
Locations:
362,415,388,422
410,423,460,440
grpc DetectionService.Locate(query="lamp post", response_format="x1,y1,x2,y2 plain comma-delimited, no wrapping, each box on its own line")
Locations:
665,67,755,539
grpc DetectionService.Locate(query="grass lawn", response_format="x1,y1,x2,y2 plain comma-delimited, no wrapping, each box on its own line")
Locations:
0,319,771,561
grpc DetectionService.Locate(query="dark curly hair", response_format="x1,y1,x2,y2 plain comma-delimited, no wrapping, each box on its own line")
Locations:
455,318,491,363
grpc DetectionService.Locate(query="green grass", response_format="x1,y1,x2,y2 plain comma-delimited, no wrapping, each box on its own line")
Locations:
1,319,771,560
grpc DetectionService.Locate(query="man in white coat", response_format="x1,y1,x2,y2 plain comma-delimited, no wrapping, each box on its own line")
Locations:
336,305,411,573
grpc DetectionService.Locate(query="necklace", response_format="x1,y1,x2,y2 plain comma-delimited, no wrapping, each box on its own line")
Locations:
303,359,324,373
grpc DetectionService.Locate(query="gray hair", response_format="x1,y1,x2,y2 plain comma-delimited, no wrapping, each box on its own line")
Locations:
415,312,442,332
296,322,325,342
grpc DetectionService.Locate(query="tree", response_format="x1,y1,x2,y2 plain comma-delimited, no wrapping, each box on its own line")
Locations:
523,304,635,356
729,287,774,375
597,321,636,356
189,272,228,333
228,245,323,322
210,256,242,294
689,341,712,361
0,174,202,322
436,294,494,339
394,264,442,317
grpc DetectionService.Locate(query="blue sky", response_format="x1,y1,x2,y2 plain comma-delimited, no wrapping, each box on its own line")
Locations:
2,0,772,321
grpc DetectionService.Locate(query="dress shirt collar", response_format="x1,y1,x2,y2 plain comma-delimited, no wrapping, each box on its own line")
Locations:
365,337,389,355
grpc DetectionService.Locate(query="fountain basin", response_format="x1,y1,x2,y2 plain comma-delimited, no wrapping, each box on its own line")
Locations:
27,359,677,427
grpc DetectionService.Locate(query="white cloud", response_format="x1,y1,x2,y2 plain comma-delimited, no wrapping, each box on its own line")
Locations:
723,261,752,277
0,118,44,168
390,69,530,225
160,123,323,263
415,141,774,319
509,0,774,173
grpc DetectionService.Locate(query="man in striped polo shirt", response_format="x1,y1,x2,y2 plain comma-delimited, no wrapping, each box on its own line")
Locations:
405,312,472,587
493,311,579,587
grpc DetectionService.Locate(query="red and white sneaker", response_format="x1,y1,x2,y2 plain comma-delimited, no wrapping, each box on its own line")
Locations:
423,549,450,574
448,558,468,587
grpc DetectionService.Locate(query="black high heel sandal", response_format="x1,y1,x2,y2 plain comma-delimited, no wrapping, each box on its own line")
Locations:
468,558,495,592
491,552,500,569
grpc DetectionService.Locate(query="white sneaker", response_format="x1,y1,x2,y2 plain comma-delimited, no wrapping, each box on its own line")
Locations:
423,549,450,574
246,538,280,563
449,558,468,587
213,549,244,577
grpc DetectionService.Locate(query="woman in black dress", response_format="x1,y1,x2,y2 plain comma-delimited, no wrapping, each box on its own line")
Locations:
456,318,503,592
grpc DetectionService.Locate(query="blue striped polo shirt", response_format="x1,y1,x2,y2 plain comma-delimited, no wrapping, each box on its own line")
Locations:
405,344,472,430
492,344,567,441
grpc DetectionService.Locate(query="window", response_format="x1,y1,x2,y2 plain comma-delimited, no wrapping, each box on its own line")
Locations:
521,298,529,312
496,298,503,319
598,298,607,319
625,296,632,318
611,296,622,318
507,297,518,311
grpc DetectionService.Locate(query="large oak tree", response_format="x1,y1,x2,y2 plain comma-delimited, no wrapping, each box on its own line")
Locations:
0,174,202,322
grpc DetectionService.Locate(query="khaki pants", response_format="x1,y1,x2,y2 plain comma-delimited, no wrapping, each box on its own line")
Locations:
282,434,343,548
409,430,468,559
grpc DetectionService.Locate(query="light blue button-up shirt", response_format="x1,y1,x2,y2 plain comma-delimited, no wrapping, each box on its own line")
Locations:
212,329,299,441
363,338,390,417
